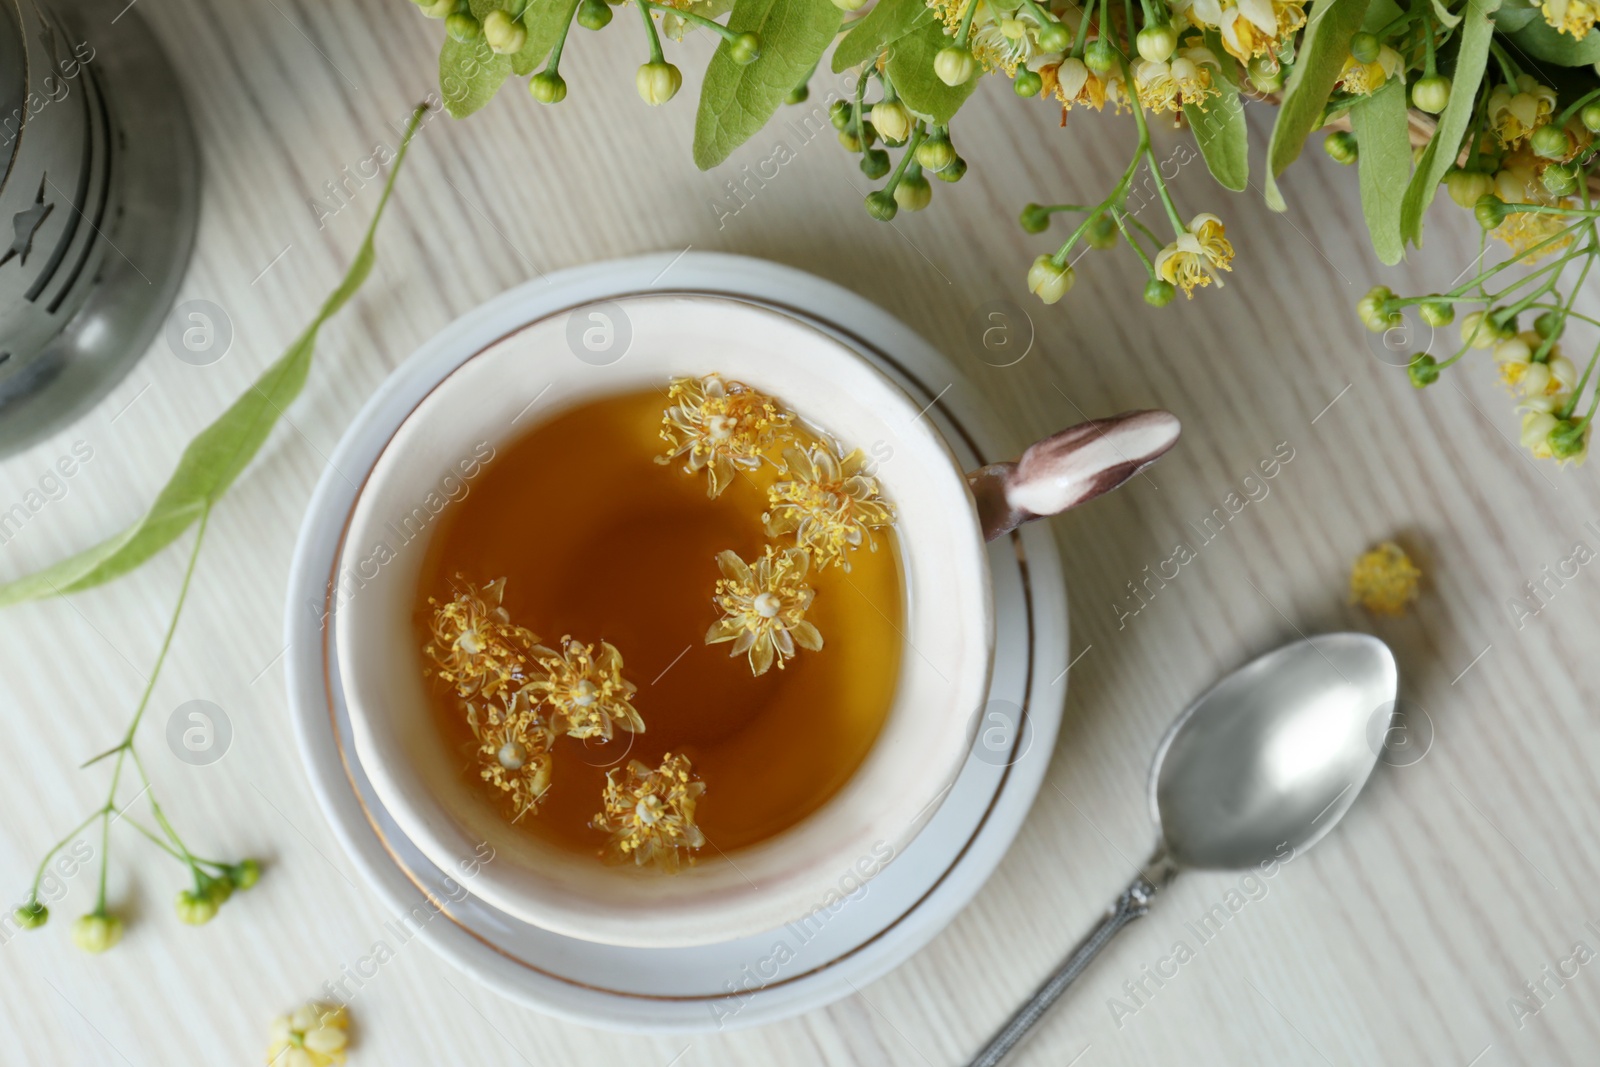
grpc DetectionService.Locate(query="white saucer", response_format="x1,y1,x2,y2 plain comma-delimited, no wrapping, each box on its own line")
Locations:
284,253,1069,1032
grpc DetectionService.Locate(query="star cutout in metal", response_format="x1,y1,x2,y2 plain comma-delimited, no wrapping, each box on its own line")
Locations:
0,176,55,270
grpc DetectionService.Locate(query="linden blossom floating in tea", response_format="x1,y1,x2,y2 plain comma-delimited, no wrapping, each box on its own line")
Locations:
416,376,902,872
661,373,896,676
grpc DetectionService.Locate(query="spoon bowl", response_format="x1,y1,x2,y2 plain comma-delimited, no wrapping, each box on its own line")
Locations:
969,633,1399,1067
1151,633,1398,870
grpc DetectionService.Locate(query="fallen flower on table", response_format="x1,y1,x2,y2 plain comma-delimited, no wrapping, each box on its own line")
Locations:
1349,542,1422,617
266,1003,351,1067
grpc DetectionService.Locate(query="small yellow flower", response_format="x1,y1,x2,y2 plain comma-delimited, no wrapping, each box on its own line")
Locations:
266,1003,350,1067
659,375,791,498
1490,155,1576,261
1488,76,1557,148
1154,213,1235,298
1541,0,1598,37
1348,542,1421,616
468,690,555,821
1134,47,1222,113
765,444,894,570
1049,57,1130,113
1495,333,1576,400
529,637,645,741
425,578,543,705
1521,411,1561,459
592,753,706,872
1172,0,1308,62
1336,46,1403,96
706,546,822,675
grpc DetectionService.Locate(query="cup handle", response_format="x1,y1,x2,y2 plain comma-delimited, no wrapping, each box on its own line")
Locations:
967,410,1180,542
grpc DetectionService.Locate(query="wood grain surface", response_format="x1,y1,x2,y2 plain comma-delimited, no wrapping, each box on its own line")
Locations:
3,1,1598,1064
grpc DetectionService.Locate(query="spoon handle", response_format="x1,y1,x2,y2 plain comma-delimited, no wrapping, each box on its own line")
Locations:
966,873,1160,1067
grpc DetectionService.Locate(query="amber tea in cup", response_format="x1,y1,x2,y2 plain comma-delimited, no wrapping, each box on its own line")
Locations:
414,378,903,873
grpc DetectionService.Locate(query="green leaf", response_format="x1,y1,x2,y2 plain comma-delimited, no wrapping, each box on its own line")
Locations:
1509,13,1600,65
886,18,977,125
0,107,430,608
1184,35,1249,192
440,35,510,118
514,0,580,75
1400,0,1498,245
1349,78,1410,264
694,0,841,169
832,0,931,73
1491,0,1538,32
1362,0,1405,30
1264,0,1373,205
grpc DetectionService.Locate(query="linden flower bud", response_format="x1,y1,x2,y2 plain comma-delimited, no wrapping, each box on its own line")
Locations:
729,32,761,65
1584,102,1600,134
830,100,852,129
1144,278,1176,307
1542,163,1578,197
1324,131,1358,164
831,0,868,10
1459,310,1507,348
870,100,912,144
1356,286,1401,333
1419,299,1454,327
860,148,891,179
176,889,219,926
232,859,262,890
1084,39,1116,73
1137,24,1178,62
1411,74,1450,114
577,0,612,29
1474,193,1509,230
483,9,527,52
1408,354,1440,388
1027,255,1074,304
446,12,483,41
934,156,967,181
894,173,932,211
417,0,457,19
1535,310,1564,340
13,902,47,929
1445,168,1494,209
1549,419,1590,464
72,913,123,954
1013,68,1044,97
1085,212,1118,250
916,136,957,172
1036,21,1072,52
637,62,683,106
1247,56,1283,93
865,190,898,221
1019,202,1051,233
205,873,235,906
837,129,862,152
1350,31,1380,64
529,71,568,104
934,46,977,86
1530,123,1569,160
787,84,809,104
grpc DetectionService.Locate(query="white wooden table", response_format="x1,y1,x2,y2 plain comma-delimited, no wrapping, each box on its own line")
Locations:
4,1,1598,1064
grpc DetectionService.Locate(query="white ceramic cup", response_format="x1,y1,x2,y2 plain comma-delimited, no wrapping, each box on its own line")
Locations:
336,294,1177,948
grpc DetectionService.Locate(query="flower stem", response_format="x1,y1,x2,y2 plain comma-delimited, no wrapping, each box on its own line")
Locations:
638,0,739,43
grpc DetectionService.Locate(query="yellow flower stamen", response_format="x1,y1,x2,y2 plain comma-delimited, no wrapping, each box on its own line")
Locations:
658,374,790,498
592,753,706,872
705,545,823,675
765,443,895,570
